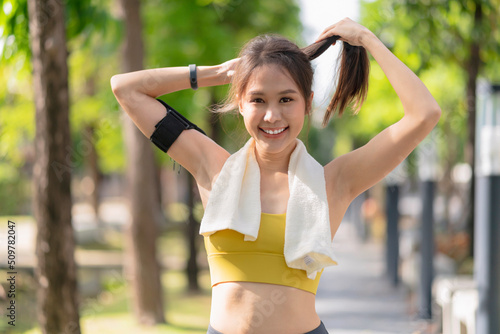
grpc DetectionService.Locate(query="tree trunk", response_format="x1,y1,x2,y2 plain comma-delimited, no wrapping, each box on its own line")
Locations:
119,0,166,325
28,0,81,333
186,173,200,292
465,2,482,258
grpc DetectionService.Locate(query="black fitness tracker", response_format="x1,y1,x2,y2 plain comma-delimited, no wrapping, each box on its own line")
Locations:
189,64,198,90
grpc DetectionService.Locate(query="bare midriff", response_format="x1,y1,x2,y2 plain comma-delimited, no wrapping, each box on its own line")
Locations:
209,281,321,334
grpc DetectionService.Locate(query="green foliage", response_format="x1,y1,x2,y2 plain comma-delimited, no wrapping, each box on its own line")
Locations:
350,0,500,178
68,26,126,173
421,62,468,163
0,43,33,214
0,0,117,63
0,37,34,165
0,0,29,63
362,0,500,74
0,166,30,214
2,25,128,180
0,0,123,213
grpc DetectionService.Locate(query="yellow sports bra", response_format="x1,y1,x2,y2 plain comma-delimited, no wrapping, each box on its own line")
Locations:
203,213,323,294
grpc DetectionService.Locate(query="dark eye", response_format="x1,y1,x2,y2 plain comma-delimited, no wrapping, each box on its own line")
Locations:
280,97,293,103
251,98,264,103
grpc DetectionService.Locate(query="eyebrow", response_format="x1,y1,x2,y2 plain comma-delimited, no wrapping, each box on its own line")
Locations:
247,89,299,96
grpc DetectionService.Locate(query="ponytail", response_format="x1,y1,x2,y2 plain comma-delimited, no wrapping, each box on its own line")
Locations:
301,36,370,126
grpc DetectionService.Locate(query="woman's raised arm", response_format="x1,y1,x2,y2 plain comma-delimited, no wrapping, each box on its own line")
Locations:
110,60,238,191
322,18,441,202
110,59,239,137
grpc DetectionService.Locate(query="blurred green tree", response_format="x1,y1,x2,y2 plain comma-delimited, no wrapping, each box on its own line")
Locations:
116,0,166,325
27,0,81,332
0,0,122,333
0,0,120,215
1,0,37,214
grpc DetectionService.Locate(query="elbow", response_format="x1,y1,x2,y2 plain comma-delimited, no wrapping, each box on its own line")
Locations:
110,75,121,95
405,104,441,128
416,101,442,124
427,104,442,124
419,106,441,130
110,74,128,98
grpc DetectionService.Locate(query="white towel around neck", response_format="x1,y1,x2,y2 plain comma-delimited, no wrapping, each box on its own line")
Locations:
199,137,338,279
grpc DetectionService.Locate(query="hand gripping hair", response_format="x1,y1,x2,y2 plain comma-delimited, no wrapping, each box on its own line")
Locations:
301,35,370,126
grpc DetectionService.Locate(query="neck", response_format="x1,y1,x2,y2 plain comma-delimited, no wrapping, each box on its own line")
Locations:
253,140,297,175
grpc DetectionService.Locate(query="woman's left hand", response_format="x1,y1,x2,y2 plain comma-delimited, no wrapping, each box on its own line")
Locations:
217,58,241,82
315,17,372,47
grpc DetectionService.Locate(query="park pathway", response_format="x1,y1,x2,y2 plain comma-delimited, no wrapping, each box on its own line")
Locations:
315,220,428,334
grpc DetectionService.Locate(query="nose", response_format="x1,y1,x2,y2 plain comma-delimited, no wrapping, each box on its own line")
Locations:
263,107,281,123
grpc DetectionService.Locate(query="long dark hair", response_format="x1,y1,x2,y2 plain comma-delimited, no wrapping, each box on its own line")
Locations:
302,35,369,125
218,34,369,127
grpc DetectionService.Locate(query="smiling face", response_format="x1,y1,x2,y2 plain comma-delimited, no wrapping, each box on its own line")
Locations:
239,64,312,155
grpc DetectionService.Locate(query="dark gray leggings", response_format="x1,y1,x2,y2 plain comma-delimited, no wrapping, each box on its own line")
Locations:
207,321,329,334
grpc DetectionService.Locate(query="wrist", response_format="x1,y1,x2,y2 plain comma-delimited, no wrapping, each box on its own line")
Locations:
360,30,380,51
197,65,227,88
189,64,198,90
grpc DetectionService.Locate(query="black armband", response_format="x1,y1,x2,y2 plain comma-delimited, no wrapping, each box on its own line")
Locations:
150,99,207,153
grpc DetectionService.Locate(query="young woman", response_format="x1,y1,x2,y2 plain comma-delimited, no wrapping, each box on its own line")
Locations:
111,18,441,334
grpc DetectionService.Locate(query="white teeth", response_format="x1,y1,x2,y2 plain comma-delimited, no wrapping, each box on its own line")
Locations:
263,128,286,135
